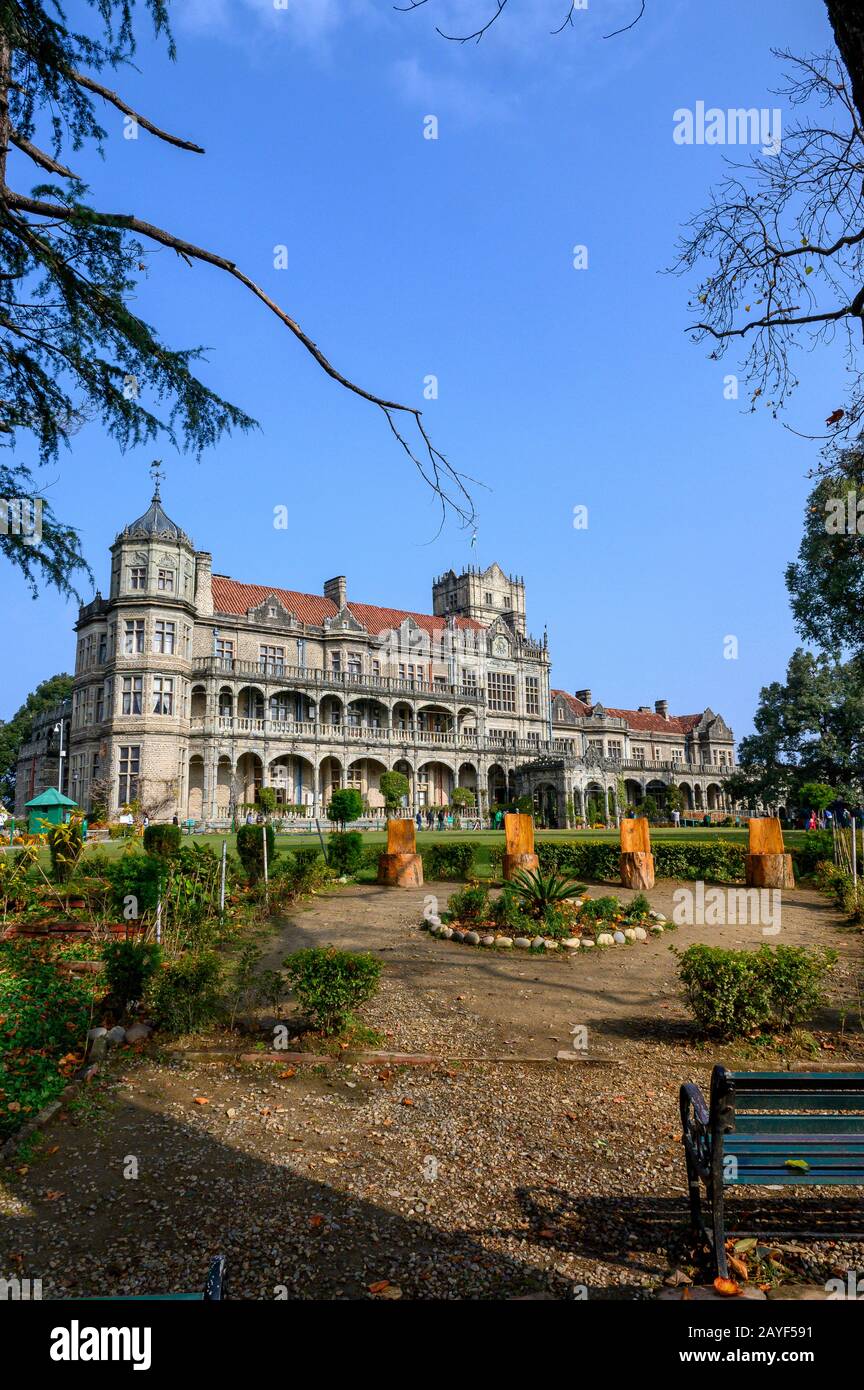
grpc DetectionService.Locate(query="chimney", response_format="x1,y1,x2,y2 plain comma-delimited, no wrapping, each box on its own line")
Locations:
638,706,651,714
324,575,347,609
655,699,669,720
575,689,592,705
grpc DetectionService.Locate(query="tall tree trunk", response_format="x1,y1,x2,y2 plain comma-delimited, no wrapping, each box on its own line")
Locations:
825,0,864,129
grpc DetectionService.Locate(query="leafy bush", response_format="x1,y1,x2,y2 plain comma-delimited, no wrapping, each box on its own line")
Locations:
445,883,490,924
510,868,586,919
48,817,83,883
624,892,653,922
104,851,163,917
675,943,837,1038
578,895,621,924
143,823,181,858
327,831,364,875
422,842,477,880
283,946,381,1035
108,822,137,839
102,939,162,1011
0,940,95,1139
146,951,223,1035
236,823,276,884
538,840,619,882
489,885,533,934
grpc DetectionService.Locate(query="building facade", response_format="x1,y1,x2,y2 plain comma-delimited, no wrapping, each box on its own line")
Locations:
17,487,739,826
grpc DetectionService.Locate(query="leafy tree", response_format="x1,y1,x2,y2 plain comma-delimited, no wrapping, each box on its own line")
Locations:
257,787,277,817
0,671,72,806
327,787,364,830
797,781,835,813
378,770,409,813
0,2,474,599
638,795,658,824
451,786,475,809
664,785,683,814
736,648,864,804
786,441,864,654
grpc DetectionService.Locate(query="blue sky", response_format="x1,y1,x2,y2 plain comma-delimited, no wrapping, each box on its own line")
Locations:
3,0,839,738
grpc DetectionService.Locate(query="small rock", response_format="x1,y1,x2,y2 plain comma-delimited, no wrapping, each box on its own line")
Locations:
633,926,648,941
529,937,545,950
543,940,559,950
623,928,637,942
481,935,495,947
613,931,626,944
440,926,453,939
496,937,514,948
650,911,666,921
125,1023,151,1044
464,931,480,946
105,1026,126,1046
513,938,531,949
580,938,595,948
451,930,464,942
562,938,581,949
597,933,615,947
650,924,664,934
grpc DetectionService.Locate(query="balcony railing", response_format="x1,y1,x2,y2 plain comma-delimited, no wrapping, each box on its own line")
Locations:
190,657,484,703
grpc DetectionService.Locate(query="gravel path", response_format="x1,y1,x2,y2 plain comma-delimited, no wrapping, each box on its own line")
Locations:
1,880,862,1300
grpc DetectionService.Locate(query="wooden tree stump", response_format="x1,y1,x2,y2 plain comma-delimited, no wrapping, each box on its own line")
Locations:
620,851,655,890
745,853,795,889
377,852,423,887
502,851,539,881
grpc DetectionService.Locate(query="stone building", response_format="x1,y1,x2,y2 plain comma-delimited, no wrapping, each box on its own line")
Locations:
17,486,738,826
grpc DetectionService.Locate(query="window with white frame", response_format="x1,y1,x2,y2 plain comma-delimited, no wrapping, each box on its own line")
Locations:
129,565,146,590
118,745,140,804
525,675,540,716
488,672,516,712
157,568,175,592
122,676,142,715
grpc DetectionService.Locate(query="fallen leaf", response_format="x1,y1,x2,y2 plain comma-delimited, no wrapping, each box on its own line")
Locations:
401,1097,414,1107
728,1256,749,1280
309,1215,324,1229
192,1097,209,1106
713,1277,741,1297
279,1069,296,1079
368,1280,390,1294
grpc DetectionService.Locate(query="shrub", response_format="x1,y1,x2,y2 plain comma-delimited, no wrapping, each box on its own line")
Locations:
675,943,837,1038
48,817,83,883
146,951,223,1035
445,883,490,924
108,822,137,839
283,946,381,1034
327,830,364,875
578,895,622,924
143,823,181,859
538,840,619,882
102,939,162,1011
422,842,477,880
236,823,276,884
257,787,277,816
0,940,95,1139
104,851,163,917
625,892,653,922
489,885,533,934
327,788,364,829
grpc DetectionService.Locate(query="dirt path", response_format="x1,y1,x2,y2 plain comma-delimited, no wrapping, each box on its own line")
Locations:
0,880,861,1300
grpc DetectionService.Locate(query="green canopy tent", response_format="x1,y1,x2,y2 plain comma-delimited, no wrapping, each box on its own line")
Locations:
24,787,79,834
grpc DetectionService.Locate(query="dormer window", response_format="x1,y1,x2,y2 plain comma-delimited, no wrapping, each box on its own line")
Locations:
157,568,175,592
129,566,146,590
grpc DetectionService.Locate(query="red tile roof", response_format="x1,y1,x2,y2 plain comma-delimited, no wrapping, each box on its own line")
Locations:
552,689,703,734
211,576,485,637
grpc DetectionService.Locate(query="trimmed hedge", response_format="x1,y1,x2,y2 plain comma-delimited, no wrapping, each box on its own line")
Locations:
538,834,832,885
143,823,181,858
421,842,477,880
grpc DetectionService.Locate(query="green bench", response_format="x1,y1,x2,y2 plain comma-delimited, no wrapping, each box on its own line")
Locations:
680,1067,864,1276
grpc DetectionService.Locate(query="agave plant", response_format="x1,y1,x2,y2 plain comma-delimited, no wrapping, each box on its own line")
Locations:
509,868,587,919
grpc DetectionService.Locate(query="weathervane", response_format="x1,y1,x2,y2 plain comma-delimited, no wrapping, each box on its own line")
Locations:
149,459,165,499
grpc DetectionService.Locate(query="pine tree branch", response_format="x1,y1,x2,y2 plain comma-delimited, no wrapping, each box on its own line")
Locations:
9,129,78,179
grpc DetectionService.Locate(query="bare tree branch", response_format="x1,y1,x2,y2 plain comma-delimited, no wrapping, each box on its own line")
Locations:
68,69,205,154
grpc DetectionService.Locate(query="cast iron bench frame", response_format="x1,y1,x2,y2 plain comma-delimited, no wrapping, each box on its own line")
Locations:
680,1066,864,1276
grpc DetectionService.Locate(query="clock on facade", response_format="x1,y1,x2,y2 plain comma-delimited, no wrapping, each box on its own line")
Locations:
492,635,510,658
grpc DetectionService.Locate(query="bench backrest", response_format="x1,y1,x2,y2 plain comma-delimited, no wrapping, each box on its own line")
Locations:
713,1066,864,1132
504,812,534,856
620,817,650,853
386,817,416,854
747,817,785,855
